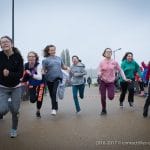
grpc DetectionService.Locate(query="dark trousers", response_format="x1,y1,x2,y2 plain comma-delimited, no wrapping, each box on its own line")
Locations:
99,80,115,110
119,81,134,102
47,79,60,110
144,83,150,110
138,81,144,91
29,84,45,109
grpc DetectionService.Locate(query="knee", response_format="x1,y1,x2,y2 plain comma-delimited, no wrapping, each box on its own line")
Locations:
73,96,78,100
108,96,114,100
108,94,114,100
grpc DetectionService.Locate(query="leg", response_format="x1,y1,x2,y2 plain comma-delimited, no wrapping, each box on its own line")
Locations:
47,81,59,110
143,83,150,117
29,86,37,103
139,81,145,96
128,81,135,103
99,80,107,112
72,85,80,112
119,82,128,103
79,84,85,99
36,84,45,117
10,87,22,130
107,82,115,100
0,87,9,116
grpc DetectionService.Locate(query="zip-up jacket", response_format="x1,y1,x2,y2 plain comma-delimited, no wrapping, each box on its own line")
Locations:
70,62,87,85
0,48,24,87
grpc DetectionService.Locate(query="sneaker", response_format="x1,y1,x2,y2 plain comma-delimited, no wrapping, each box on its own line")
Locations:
143,108,148,117
100,109,107,115
76,109,81,114
0,114,3,119
10,129,17,138
120,102,123,107
51,109,56,116
36,111,41,118
129,102,134,107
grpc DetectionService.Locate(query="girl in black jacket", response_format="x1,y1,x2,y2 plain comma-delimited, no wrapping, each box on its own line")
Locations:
0,36,24,138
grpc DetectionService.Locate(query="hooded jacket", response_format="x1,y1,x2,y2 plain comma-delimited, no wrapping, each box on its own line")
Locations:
0,48,23,87
70,62,87,85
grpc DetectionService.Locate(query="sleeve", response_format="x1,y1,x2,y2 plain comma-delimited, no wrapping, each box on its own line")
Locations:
8,54,24,79
74,65,87,77
97,62,102,77
135,62,142,77
115,62,127,81
32,64,42,80
141,61,147,69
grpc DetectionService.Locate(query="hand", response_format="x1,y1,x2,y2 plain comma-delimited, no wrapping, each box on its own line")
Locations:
66,67,70,71
138,78,142,82
74,73,81,76
125,79,132,82
25,70,32,76
3,69,9,77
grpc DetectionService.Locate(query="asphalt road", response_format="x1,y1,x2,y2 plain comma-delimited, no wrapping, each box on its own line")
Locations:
0,86,150,150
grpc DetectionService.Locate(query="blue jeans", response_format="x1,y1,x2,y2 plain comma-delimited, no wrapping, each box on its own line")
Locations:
0,86,22,129
72,84,85,112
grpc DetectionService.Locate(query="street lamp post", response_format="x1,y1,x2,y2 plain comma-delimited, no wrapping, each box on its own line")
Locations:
113,48,121,60
12,0,14,44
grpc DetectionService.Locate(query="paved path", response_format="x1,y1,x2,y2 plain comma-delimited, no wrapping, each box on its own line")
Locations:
0,86,150,150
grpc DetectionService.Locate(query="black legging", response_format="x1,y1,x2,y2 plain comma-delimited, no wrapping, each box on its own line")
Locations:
47,79,61,110
29,84,45,109
119,81,135,102
144,83,150,109
138,81,144,91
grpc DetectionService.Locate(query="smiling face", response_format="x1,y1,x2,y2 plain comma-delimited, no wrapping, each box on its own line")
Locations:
48,46,56,56
126,53,133,62
27,52,39,67
103,48,112,59
72,56,79,65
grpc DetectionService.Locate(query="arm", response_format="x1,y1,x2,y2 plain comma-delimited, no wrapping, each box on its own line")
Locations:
8,55,24,79
135,62,142,78
141,61,147,69
32,64,42,80
97,62,102,77
116,61,129,81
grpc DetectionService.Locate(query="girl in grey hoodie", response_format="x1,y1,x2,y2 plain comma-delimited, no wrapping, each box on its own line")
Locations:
69,56,87,113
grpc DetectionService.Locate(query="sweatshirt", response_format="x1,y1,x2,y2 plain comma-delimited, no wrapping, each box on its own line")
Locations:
70,62,87,85
120,59,141,82
98,59,126,83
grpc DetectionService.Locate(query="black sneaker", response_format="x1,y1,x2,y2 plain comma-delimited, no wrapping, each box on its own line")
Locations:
36,111,41,118
101,109,107,115
120,102,123,107
143,108,148,118
0,114,3,119
129,102,133,107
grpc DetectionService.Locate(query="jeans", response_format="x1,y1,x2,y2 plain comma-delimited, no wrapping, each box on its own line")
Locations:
0,86,22,130
72,84,85,112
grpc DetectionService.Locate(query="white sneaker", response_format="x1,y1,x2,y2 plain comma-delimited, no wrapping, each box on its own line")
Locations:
10,129,17,138
51,109,56,116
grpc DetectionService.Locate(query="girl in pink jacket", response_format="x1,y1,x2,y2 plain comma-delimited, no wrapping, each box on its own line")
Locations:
98,48,129,115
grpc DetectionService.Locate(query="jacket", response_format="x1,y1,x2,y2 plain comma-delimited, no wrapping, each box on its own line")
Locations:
0,48,23,87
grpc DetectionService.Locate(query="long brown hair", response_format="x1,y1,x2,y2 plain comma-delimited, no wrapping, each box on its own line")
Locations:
122,52,133,61
43,44,56,57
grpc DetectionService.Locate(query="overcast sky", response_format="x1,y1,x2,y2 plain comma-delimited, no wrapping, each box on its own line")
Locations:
0,0,150,68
